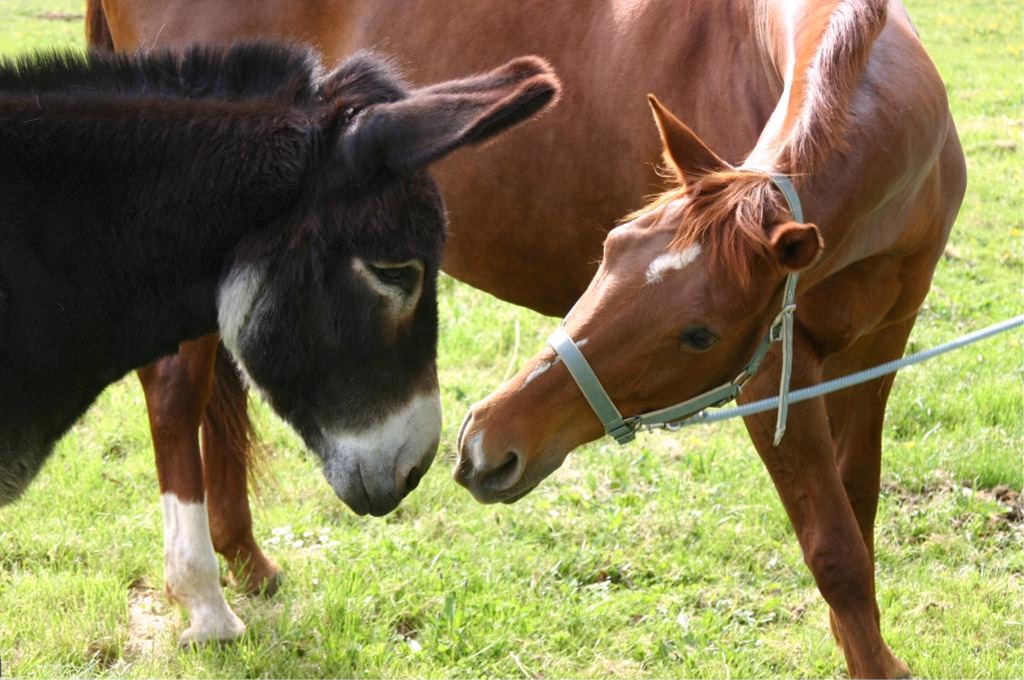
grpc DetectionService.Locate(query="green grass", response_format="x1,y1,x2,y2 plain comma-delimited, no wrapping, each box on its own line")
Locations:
0,0,82,54
1,0,1022,677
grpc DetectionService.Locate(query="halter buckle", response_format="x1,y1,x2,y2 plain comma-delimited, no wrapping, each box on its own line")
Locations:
733,369,753,391
607,420,638,444
768,305,789,339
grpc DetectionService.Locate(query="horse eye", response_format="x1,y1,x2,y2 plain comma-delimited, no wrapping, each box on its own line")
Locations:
367,261,422,294
679,326,718,351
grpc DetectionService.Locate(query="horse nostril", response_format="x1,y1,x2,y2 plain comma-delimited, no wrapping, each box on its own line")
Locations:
481,450,524,492
457,409,474,453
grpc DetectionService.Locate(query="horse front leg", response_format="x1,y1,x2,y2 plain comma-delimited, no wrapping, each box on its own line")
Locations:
820,317,917,676
741,331,907,679
201,344,281,595
138,335,244,644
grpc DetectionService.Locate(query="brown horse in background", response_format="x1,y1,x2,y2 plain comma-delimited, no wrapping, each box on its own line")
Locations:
86,0,742,596
87,1,963,676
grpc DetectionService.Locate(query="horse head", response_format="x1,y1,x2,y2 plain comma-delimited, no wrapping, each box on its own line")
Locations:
455,96,822,503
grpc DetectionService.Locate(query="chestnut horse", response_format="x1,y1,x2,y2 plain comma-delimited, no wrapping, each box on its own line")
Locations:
87,1,963,675
457,4,965,679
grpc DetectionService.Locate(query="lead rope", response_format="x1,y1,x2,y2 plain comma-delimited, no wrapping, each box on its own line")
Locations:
644,312,1024,431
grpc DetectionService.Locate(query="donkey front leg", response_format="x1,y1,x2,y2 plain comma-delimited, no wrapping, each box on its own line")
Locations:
742,335,907,679
138,336,244,645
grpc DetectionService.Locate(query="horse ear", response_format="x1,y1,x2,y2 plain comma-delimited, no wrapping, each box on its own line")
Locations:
340,57,560,176
769,221,824,272
647,94,730,185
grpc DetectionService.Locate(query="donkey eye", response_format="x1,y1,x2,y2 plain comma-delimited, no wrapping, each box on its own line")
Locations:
371,266,407,282
679,326,718,351
367,261,422,294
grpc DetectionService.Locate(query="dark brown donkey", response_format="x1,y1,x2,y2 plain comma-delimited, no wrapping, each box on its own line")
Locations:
88,1,963,674
3,38,559,643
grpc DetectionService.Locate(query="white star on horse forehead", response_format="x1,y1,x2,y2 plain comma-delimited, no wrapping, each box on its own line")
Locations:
645,245,703,284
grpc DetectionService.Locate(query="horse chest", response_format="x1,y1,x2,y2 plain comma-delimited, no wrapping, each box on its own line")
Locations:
801,255,907,356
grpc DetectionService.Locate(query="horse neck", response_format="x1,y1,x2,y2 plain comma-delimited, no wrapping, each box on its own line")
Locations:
746,0,887,158
741,0,927,273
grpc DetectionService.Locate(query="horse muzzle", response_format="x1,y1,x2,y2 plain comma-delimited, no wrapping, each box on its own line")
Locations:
453,404,572,505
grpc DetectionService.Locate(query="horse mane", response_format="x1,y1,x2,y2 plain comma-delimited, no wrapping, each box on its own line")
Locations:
0,42,322,105
777,0,888,173
624,2,888,285
630,170,784,288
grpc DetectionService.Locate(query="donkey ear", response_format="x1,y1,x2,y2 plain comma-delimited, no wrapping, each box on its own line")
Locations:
341,57,560,175
414,55,560,98
769,221,824,272
647,94,730,185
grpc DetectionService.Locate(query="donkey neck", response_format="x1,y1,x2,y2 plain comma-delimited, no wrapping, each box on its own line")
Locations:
0,96,312,433
2,96,311,301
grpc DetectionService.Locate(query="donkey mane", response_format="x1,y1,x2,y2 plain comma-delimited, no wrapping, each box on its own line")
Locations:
0,42,321,104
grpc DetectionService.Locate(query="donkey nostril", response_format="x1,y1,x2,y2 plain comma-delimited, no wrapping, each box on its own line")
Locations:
482,450,524,491
400,465,423,497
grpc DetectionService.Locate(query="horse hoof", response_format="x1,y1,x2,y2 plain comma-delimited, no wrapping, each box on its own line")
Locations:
248,567,283,598
889,659,912,679
177,613,245,647
227,549,283,597
879,643,912,678
233,560,283,597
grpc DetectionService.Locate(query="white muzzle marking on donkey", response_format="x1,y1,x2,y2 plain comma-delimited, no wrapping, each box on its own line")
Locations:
645,245,702,284
160,494,244,644
321,389,441,515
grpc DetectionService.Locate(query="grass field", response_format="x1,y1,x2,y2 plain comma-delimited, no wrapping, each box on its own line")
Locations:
0,0,1021,677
